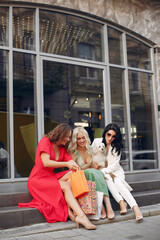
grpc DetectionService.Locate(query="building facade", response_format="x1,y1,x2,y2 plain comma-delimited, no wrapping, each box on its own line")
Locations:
0,0,160,182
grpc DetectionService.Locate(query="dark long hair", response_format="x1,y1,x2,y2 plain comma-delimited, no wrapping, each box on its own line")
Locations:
102,123,123,155
44,123,72,148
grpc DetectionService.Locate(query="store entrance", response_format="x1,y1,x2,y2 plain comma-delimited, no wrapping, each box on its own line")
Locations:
42,59,105,142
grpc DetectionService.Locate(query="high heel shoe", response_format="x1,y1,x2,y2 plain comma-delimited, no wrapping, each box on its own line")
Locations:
136,216,143,223
120,201,128,215
133,206,143,223
75,215,97,230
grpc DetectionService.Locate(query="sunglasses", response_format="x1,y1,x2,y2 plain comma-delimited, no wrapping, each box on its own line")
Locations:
106,132,116,139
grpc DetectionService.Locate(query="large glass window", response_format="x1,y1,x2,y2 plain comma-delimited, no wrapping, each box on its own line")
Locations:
127,35,151,70
0,5,158,180
13,52,37,177
13,8,35,51
0,50,10,179
108,27,123,65
110,67,130,170
43,61,104,141
40,10,103,61
128,71,158,170
0,7,9,47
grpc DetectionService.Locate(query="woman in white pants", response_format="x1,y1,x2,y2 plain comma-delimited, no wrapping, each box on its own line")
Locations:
92,123,143,222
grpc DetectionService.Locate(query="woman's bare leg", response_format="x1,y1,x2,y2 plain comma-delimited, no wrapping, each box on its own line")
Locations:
59,179,96,229
101,204,107,219
59,172,84,217
67,205,76,221
59,172,76,221
103,195,115,220
59,171,72,181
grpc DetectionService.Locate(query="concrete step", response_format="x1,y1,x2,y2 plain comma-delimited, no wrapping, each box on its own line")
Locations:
109,189,160,211
0,173,160,230
132,189,160,207
0,206,46,229
1,188,160,229
129,179,160,192
0,179,160,208
0,192,32,208
0,204,160,239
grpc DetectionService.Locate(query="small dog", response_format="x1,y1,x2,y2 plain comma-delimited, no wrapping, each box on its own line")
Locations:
92,141,106,169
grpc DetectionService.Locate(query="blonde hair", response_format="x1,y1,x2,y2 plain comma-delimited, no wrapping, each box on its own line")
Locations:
68,127,91,154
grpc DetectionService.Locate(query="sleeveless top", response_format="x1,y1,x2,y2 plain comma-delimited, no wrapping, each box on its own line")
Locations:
74,147,92,170
74,148,109,196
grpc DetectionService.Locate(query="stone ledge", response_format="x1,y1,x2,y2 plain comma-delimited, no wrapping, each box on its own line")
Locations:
1,203,160,239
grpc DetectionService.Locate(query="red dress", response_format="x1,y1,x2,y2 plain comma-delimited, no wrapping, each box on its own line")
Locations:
18,137,72,223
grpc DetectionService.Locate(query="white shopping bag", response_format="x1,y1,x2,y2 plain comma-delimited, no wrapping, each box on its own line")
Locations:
88,191,104,220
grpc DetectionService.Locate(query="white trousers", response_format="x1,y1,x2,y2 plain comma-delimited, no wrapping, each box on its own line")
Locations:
105,174,137,209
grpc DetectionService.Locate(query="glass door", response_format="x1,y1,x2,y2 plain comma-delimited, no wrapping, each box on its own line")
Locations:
42,59,105,142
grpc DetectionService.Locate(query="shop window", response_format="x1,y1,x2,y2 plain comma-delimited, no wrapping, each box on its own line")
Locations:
13,52,37,177
110,67,130,170
43,60,104,138
128,71,158,170
126,35,151,70
13,8,35,51
0,7,9,47
0,50,10,179
108,27,123,65
39,10,103,61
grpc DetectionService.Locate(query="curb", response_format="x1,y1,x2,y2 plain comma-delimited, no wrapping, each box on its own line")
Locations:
1,203,160,239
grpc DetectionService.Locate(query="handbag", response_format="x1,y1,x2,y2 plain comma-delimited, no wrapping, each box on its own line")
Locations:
78,180,97,215
69,170,89,198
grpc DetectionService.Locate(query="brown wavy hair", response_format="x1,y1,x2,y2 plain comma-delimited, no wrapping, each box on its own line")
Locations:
44,123,73,148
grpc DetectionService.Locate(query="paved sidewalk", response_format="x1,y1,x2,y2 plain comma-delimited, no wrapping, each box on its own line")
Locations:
1,215,160,240
1,203,160,240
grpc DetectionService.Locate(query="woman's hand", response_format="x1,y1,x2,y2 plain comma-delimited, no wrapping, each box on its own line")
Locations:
92,162,99,169
67,160,79,171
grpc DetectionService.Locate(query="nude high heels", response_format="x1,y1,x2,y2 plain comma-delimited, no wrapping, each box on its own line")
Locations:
136,215,143,223
75,215,97,230
133,205,143,223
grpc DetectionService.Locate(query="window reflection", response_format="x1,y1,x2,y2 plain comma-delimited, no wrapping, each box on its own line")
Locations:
40,10,103,61
13,8,35,51
0,7,9,47
110,67,130,170
108,27,123,65
127,35,151,70
43,61,104,142
13,52,36,177
0,50,10,179
128,71,158,170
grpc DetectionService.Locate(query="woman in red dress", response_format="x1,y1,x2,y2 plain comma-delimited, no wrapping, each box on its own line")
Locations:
19,123,96,230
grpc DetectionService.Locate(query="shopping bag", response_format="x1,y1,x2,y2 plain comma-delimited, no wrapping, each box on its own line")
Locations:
69,170,89,198
88,191,103,220
78,180,97,215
